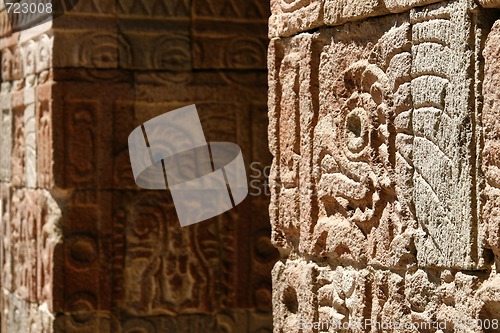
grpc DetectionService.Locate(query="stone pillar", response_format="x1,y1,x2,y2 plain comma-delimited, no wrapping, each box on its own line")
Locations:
0,1,277,332
269,0,500,330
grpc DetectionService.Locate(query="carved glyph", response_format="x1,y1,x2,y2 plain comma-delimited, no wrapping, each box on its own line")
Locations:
270,0,500,329
270,0,485,269
273,258,493,332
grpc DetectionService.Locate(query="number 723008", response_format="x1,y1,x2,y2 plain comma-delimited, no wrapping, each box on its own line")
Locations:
5,2,53,14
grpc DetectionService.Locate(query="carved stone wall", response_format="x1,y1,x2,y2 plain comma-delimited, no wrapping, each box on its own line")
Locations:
269,0,500,330
0,1,277,332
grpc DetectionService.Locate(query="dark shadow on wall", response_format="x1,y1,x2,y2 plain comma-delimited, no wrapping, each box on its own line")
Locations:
0,0,278,332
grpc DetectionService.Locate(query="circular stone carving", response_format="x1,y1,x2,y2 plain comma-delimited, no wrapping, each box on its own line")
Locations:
69,236,97,266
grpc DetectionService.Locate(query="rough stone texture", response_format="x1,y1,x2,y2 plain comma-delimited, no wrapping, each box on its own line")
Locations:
270,0,500,329
483,20,500,265
269,0,500,37
273,258,500,332
270,0,490,269
479,0,500,8
0,1,277,332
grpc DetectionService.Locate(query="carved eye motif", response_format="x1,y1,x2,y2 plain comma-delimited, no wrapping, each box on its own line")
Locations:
345,107,369,154
226,38,266,69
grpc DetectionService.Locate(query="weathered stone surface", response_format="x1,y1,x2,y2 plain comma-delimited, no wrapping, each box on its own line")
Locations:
117,0,188,17
111,189,277,315
408,0,480,268
479,0,500,8
0,33,52,83
268,33,323,258
312,18,414,268
0,183,11,291
35,82,52,188
483,19,500,262
0,87,12,182
1,1,275,332
51,190,112,318
269,0,489,270
53,310,271,333
269,0,470,37
53,29,118,69
24,88,36,188
273,258,500,332
119,30,191,70
192,0,269,70
11,92,26,188
269,0,325,38
0,33,53,190
270,0,500,330
50,81,134,190
2,188,61,319
2,292,54,333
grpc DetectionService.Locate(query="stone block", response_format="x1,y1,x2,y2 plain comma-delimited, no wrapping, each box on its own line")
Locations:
323,0,389,27
51,190,112,317
51,82,134,190
384,0,443,13
112,190,222,315
0,183,11,292
0,34,53,85
52,29,118,69
192,21,268,69
192,0,269,70
272,259,493,332
116,10,191,70
2,293,54,333
269,0,325,38
36,82,53,188
408,0,478,268
11,94,25,188
271,0,485,269
117,0,190,18
482,19,500,262
111,189,276,316
478,0,500,8
269,0,446,37
6,189,61,307
118,30,191,70
0,89,12,182
193,0,269,19
268,34,321,252
24,90,36,188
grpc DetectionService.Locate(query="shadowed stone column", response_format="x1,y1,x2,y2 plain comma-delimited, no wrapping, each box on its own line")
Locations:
0,1,278,332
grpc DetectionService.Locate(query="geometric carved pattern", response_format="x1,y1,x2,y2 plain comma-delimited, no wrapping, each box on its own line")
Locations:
1,0,275,332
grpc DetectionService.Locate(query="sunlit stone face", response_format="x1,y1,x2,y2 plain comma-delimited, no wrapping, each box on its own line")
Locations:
316,61,394,228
